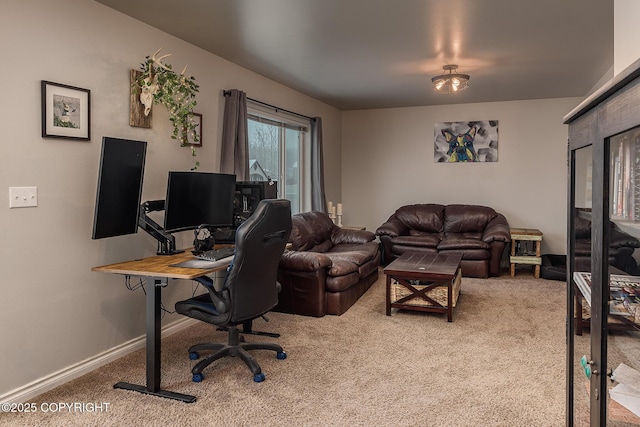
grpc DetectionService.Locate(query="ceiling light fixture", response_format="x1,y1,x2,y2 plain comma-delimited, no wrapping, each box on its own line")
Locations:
431,65,470,94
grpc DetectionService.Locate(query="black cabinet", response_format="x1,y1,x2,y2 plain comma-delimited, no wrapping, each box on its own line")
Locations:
565,58,640,426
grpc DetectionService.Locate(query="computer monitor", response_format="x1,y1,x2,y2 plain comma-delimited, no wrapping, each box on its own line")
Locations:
163,171,236,233
92,137,147,239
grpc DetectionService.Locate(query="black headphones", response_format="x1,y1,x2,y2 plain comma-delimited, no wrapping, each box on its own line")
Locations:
193,224,215,253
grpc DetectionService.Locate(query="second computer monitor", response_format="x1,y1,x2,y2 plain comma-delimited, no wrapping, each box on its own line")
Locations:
163,171,236,233
91,137,147,240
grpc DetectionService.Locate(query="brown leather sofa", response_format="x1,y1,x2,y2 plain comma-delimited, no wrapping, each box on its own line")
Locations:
376,204,510,278
574,208,640,274
276,211,381,317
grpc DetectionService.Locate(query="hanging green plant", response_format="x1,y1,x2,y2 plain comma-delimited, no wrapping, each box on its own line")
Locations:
134,48,200,169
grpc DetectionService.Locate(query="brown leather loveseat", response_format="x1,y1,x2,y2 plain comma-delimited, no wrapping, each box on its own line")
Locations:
276,211,381,317
376,204,510,278
574,208,640,274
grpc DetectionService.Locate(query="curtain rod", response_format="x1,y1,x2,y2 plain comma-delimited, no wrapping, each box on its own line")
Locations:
224,90,312,121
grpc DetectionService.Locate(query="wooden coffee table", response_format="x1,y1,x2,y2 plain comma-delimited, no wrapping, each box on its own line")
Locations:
384,252,462,322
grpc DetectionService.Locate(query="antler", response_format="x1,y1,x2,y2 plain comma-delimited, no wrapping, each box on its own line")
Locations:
150,47,172,71
150,48,191,78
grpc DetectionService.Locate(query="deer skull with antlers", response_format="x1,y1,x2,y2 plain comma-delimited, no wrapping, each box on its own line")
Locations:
136,48,199,163
139,48,173,116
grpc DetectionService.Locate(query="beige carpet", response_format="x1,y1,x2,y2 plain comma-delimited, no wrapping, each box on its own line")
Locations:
0,271,566,426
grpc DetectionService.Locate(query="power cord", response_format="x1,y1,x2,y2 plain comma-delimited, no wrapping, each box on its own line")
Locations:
125,275,146,293
124,275,175,319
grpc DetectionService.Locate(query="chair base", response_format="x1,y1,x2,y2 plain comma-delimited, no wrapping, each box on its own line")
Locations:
189,325,284,381
216,319,280,338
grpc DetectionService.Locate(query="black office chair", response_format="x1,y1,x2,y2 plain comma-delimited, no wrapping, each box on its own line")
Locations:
175,199,292,383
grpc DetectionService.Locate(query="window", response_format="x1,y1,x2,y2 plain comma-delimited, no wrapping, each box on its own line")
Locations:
247,103,308,214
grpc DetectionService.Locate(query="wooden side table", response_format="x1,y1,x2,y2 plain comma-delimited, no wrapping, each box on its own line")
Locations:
510,228,543,278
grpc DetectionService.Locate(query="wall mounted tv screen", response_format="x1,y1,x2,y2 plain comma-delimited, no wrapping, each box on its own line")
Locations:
92,137,147,239
163,171,236,233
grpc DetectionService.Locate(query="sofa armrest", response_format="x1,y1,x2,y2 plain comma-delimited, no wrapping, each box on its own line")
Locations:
482,214,511,243
610,228,640,249
332,228,375,245
280,250,332,272
375,217,408,238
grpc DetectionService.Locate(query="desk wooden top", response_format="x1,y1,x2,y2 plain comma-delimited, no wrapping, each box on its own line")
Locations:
92,249,230,280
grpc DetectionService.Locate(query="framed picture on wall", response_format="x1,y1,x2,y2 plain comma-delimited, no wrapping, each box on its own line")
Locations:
41,80,91,140
185,112,202,147
434,120,498,163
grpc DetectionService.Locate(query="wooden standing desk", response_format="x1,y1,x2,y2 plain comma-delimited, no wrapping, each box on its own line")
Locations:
92,249,232,403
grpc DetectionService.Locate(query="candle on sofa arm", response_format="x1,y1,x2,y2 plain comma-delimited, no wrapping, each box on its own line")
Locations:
337,203,343,216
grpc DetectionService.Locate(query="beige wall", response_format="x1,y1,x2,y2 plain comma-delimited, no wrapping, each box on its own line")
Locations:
341,98,582,255
615,0,640,74
0,0,340,398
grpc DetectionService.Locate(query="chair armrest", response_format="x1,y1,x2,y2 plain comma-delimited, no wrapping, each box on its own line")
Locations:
193,276,230,313
482,214,511,243
331,228,375,245
280,250,332,272
375,217,408,238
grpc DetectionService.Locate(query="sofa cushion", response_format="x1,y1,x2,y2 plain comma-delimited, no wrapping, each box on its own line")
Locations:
438,234,489,250
309,240,334,253
359,256,380,278
395,204,445,233
392,234,440,248
326,272,360,292
444,205,497,233
325,246,376,267
332,228,376,245
438,248,491,260
610,228,640,249
289,211,334,251
326,258,360,276
330,241,379,261
279,250,332,271
391,245,438,257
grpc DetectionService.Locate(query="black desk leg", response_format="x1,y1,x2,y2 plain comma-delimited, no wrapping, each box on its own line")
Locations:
114,277,196,403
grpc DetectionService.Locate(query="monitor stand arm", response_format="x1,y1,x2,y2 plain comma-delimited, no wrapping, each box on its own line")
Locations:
138,200,183,255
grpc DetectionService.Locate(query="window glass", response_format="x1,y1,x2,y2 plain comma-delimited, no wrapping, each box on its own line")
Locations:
247,110,305,214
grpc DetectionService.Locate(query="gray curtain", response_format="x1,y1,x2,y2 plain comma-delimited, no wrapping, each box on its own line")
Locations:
220,89,249,181
310,117,327,213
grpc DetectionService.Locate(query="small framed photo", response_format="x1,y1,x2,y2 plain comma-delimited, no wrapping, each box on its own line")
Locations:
41,80,90,140
185,112,202,147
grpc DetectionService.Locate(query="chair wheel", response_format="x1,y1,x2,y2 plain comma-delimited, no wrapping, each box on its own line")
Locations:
189,351,200,360
253,372,265,382
276,351,287,360
192,373,204,383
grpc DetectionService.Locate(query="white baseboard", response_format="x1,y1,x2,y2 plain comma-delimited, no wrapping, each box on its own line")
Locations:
0,317,197,404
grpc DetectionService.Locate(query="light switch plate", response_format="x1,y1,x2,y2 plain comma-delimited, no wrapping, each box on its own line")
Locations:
9,187,38,208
